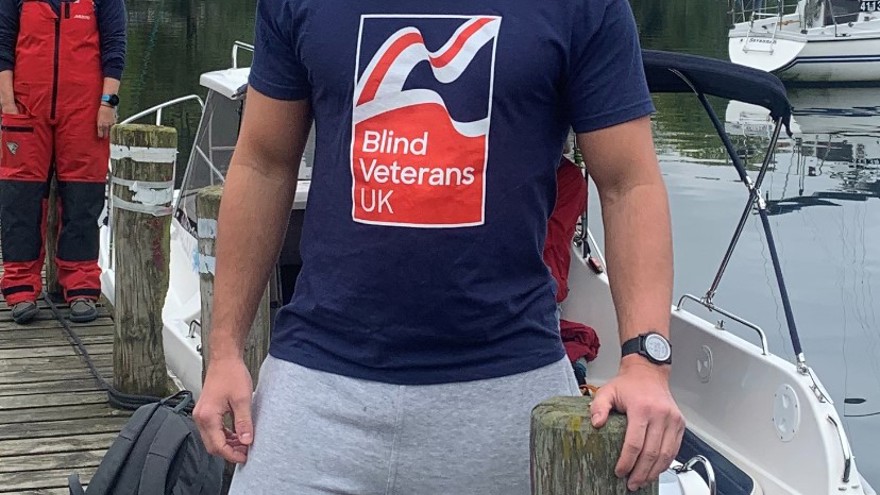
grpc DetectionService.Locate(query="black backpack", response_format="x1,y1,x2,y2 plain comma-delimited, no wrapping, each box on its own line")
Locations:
68,391,225,495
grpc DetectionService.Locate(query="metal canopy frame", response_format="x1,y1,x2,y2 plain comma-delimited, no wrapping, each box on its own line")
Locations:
576,55,829,398
664,67,809,372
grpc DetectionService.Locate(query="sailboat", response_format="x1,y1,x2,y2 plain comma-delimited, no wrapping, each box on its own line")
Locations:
728,0,880,82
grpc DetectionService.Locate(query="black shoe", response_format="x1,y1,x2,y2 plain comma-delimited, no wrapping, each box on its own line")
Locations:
12,301,38,324
69,298,98,323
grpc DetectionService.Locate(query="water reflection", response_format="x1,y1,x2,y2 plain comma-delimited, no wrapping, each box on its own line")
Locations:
120,0,257,184
724,88,880,214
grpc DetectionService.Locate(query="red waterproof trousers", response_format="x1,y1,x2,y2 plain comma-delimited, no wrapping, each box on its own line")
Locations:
0,0,108,304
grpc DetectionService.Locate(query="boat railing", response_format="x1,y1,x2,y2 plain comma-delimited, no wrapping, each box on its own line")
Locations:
820,0,868,34
729,0,801,25
104,94,206,271
232,41,254,69
120,94,206,126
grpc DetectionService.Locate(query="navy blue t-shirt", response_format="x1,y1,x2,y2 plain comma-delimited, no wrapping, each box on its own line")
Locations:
251,0,655,384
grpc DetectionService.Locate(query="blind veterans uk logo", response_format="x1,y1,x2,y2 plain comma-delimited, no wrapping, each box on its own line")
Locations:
351,15,501,227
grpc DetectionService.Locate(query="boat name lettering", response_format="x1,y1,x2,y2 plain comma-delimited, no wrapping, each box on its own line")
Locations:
746,37,774,44
861,0,880,11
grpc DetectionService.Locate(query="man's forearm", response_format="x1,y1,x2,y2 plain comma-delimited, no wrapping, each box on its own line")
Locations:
600,180,674,347
208,156,299,362
102,77,120,98
0,69,14,110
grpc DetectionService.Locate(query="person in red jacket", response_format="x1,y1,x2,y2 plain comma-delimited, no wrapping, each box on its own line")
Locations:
543,154,587,307
0,0,126,324
543,153,601,387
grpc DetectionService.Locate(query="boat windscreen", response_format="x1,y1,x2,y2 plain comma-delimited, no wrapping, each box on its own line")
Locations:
175,90,243,234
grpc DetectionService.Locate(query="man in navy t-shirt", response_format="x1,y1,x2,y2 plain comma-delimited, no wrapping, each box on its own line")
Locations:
193,0,683,492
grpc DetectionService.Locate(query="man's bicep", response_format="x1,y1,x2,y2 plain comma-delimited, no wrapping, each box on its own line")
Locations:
576,116,660,193
237,87,312,173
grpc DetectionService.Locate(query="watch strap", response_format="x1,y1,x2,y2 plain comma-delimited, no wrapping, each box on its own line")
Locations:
621,336,641,358
101,94,119,107
621,333,672,365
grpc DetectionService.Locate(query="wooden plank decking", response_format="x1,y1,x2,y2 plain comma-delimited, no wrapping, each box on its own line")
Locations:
0,276,128,493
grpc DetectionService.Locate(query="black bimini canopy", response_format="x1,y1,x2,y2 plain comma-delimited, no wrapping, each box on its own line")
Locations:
642,50,792,128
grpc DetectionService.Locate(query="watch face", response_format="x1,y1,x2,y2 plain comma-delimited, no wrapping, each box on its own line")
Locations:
644,334,671,362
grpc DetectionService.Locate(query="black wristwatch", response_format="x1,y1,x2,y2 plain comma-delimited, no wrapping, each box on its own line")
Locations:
621,332,672,365
101,94,120,107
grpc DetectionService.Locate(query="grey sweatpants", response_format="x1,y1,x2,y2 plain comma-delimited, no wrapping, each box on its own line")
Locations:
229,354,580,494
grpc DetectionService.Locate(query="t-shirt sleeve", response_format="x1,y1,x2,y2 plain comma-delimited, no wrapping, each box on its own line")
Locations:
0,0,19,73
97,0,127,80
565,0,655,134
248,0,311,101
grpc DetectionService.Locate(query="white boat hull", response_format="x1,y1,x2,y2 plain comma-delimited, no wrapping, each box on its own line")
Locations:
99,211,207,394
729,18,880,82
568,243,866,494
729,34,806,75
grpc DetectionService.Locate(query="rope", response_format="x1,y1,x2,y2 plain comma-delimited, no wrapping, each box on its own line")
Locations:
43,290,193,412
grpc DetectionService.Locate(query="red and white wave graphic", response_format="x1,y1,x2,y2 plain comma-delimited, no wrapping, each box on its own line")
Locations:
351,16,501,227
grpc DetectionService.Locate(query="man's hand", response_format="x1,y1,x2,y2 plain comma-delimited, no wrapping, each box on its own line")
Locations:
97,104,115,139
590,357,684,491
193,356,255,464
0,70,16,116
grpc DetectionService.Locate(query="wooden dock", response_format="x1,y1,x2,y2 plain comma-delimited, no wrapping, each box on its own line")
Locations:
0,124,192,494
0,286,127,494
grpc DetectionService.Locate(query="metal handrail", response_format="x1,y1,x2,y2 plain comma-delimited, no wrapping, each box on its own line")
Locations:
120,94,205,126
232,41,254,69
676,455,717,495
105,94,205,271
823,0,839,35
827,415,853,483
677,294,770,356
187,320,201,339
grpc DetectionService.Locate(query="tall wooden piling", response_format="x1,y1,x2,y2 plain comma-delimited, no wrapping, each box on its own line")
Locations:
531,396,659,495
44,175,62,300
196,185,271,495
110,124,177,397
195,185,270,385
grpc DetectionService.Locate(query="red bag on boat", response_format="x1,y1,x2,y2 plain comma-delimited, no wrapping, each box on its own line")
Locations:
560,319,600,363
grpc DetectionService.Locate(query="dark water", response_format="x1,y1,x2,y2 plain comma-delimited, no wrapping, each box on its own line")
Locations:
119,0,879,484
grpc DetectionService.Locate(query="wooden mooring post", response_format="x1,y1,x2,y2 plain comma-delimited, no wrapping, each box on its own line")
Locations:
195,185,271,384
196,185,271,494
44,175,62,300
110,123,177,397
531,396,659,495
